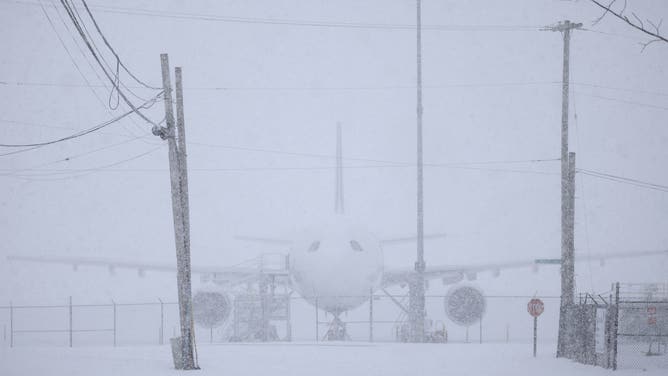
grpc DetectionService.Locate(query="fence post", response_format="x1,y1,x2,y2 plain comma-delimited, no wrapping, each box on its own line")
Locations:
533,316,538,357
112,300,117,347
369,289,374,343
68,296,73,347
9,301,13,348
158,298,164,345
286,296,292,342
315,297,319,342
612,282,620,371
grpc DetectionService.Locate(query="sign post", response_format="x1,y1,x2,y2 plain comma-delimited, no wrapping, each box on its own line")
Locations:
527,298,545,357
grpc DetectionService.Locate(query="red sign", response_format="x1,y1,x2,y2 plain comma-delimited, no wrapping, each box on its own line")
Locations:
528,298,544,317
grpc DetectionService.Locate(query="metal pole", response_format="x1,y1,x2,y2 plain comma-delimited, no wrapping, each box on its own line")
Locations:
315,298,319,342
159,54,195,370
533,316,538,357
506,324,510,343
112,300,117,347
409,0,426,344
612,282,619,370
260,280,268,342
369,288,374,343
69,296,73,348
159,298,164,345
286,295,292,342
479,317,482,344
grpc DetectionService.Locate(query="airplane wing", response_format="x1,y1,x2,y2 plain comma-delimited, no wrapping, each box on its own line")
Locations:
382,249,668,287
6,253,290,286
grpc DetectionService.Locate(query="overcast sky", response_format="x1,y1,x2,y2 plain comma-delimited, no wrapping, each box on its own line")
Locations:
0,0,667,315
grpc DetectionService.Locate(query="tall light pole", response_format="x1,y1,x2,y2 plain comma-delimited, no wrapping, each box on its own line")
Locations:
408,0,426,343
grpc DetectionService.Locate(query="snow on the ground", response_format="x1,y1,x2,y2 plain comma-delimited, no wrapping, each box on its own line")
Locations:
0,342,664,376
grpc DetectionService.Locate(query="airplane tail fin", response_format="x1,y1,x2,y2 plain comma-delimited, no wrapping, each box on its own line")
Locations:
335,123,344,215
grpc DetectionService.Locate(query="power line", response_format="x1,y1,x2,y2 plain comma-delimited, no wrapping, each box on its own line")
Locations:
6,146,163,181
2,134,153,177
57,0,161,127
4,79,668,98
38,0,149,139
59,0,150,103
578,168,668,193
6,0,542,32
576,92,668,111
0,92,162,149
0,118,151,139
80,0,160,90
1,162,560,177
188,140,559,166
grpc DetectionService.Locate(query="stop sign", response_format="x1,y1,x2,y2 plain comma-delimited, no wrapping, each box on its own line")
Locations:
527,298,544,317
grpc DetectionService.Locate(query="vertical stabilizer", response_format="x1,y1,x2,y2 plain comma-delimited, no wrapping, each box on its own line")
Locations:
335,123,345,214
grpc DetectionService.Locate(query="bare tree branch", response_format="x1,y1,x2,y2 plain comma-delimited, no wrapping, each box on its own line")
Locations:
592,0,616,26
589,0,668,50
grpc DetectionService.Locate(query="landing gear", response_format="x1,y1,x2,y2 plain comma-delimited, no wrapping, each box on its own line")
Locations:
324,315,350,341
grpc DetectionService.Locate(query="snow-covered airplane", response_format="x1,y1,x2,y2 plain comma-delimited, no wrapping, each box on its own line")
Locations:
8,125,668,340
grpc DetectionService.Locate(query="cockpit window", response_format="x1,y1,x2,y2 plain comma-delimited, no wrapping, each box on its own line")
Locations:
350,240,363,252
307,241,320,252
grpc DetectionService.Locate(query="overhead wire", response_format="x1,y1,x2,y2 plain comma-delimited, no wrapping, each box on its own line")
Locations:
7,146,163,181
42,0,155,138
37,0,108,110
4,79,668,100
62,0,150,103
1,160,561,177
57,0,161,127
5,0,543,32
79,0,161,90
577,168,668,193
0,92,162,149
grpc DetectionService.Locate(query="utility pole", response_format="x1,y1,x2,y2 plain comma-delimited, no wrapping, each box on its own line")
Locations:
408,0,426,343
154,53,197,370
543,19,581,358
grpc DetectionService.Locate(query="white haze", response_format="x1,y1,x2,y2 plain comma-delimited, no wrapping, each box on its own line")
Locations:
0,0,667,347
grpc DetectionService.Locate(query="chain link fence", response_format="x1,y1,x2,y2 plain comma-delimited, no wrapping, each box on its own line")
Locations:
559,283,667,371
616,283,668,370
0,293,561,347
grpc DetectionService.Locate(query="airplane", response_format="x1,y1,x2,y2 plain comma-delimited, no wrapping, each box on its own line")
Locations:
8,124,668,341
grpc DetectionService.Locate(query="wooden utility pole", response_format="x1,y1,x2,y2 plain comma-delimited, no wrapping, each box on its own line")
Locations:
157,53,197,370
543,20,581,358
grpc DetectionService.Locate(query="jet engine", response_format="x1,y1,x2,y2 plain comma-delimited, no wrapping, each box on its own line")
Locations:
192,290,231,329
444,285,486,327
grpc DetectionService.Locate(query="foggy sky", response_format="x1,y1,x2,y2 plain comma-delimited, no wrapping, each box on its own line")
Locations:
1,0,667,310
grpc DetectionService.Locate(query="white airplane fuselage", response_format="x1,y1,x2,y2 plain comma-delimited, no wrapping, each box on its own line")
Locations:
288,215,384,315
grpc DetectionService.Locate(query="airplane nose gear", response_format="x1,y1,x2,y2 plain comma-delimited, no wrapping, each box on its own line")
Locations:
324,315,350,341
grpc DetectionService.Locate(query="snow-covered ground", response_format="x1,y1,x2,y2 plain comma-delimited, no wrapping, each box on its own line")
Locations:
1,342,664,376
